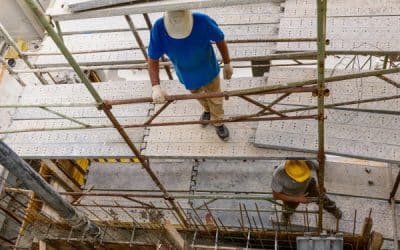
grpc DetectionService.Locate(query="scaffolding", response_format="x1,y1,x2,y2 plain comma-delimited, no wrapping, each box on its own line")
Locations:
0,0,399,249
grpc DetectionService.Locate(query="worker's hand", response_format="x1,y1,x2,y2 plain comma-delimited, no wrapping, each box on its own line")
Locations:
152,85,167,104
294,194,310,204
223,63,233,80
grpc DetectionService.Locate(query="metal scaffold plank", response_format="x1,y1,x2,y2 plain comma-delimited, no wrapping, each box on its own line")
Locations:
254,109,400,163
47,0,271,21
18,80,151,100
143,77,314,159
4,126,146,144
34,22,278,67
262,68,400,112
37,24,278,52
7,117,145,130
277,16,400,52
67,0,145,12
59,4,281,33
34,50,145,67
283,0,400,17
6,142,144,159
13,105,150,120
84,160,193,191
34,45,275,68
12,80,152,119
3,80,153,158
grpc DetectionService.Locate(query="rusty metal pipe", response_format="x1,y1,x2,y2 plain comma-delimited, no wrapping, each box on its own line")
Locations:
104,86,317,106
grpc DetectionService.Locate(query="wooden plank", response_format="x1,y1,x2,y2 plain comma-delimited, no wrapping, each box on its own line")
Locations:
42,159,81,192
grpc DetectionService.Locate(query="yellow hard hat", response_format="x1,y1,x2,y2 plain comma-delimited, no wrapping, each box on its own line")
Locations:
284,160,311,183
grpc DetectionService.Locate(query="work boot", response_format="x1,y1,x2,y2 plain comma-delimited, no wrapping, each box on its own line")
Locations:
332,208,343,220
215,124,229,141
280,213,291,225
200,112,211,127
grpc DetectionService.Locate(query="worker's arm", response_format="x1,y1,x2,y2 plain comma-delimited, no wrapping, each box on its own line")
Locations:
148,58,166,103
148,58,160,86
273,191,310,204
216,40,233,79
216,40,230,64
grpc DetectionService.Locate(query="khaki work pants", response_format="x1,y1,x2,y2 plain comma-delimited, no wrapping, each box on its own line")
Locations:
190,76,224,126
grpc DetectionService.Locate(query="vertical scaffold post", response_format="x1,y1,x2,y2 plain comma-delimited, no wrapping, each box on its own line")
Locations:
316,0,327,233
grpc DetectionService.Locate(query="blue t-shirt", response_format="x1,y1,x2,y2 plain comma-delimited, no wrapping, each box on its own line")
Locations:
148,13,224,90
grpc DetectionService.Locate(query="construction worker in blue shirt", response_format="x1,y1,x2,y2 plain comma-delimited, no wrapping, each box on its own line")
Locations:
147,10,233,140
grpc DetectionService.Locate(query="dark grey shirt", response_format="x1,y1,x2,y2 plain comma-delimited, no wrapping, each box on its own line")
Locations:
271,160,318,196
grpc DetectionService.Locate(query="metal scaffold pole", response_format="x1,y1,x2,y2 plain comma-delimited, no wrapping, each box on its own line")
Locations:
316,0,327,233
24,0,188,228
0,141,101,236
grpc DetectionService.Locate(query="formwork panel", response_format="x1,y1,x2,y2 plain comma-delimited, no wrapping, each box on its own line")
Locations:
84,160,193,191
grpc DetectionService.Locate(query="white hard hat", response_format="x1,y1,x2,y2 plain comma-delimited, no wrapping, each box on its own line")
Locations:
163,10,193,39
